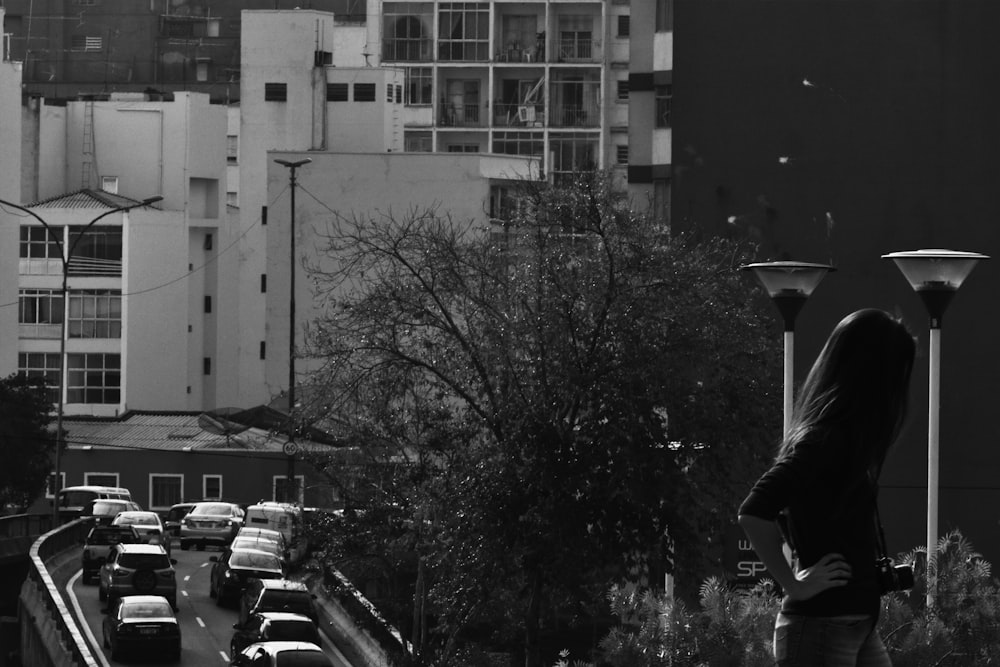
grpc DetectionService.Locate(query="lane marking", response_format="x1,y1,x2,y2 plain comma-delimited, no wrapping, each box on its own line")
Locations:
184,575,191,581
182,590,189,597
201,562,211,568
65,570,111,667
196,616,207,628
219,650,230,662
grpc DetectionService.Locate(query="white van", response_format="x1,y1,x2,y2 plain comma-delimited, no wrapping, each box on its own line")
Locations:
57,485,133,522
243,502,307,564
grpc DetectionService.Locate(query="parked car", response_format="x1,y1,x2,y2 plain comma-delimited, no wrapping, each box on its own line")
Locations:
81,525,141,584
229,535,286,563
179,501,245,550
209,548,284,605
99,543,178,609
163,502,197,537
231,641,333,667
239,579,319,627
102,595,181,662
83,499,142,526
230,611,320,657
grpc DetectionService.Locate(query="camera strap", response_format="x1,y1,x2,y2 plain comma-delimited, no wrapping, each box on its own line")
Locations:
873,495,890,560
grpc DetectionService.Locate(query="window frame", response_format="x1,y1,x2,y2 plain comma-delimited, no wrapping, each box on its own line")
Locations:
404,67,433,106
67,289,122,339
84,472,120,488
66,352,121,404
18,352,61,404
203,474,223,501
354,82,376,102
149,474,184,511
272,475,305,504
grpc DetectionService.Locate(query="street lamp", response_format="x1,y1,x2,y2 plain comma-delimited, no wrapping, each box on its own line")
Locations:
741,261,835,437
883,248,988,606
0,194,162,522
274,158,311,503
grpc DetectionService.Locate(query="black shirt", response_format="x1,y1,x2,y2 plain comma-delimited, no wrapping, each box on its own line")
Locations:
738,432,881,616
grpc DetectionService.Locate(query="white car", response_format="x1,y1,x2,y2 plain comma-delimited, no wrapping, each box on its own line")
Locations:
180,502,245,550
231,641,333,666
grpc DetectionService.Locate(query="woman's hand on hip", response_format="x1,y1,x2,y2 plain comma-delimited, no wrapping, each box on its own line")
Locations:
787,552,852,601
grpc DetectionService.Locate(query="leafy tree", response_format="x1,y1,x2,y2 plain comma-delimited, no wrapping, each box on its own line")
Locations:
0,373,56,512
302,171,782,665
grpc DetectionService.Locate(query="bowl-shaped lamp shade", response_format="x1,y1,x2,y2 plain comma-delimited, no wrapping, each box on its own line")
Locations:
882,249,989,292
741,261,835,330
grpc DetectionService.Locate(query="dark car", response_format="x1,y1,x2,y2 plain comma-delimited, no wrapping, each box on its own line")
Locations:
81,525,141,584
83,498,142,526
239,579,319,627
102,595,181,662
163,502,197,537
230,611,320,657
210,548,284,605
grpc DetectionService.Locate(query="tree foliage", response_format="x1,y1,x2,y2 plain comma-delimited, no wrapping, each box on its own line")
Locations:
302,171,782,664
0,373,56,511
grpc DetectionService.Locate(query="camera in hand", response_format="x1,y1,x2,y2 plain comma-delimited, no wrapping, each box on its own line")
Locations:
876,557,914,593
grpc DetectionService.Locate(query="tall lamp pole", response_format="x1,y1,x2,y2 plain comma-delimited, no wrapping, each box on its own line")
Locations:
883,248,987,606
274,158,311,503
742,261,835,437
1,195,162,523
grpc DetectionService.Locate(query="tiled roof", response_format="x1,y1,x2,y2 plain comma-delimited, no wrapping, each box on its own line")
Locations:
27,189,147,210
61,411,323,453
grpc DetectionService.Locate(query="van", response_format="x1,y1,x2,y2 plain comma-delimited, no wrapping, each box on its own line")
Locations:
57,485,133,522
243,502,307,564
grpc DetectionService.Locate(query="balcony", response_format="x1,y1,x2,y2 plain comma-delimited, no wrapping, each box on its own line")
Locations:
493,103,544,128
557,37,600,63
550,103,600,128
439,102,484,128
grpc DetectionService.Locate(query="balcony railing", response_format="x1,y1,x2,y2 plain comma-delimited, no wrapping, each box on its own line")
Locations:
551,103,600,128
439,103,484,128
493,103,545,127
557,38,599,62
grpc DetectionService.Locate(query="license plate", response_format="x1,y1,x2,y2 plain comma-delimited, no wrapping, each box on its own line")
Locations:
139,628,157,635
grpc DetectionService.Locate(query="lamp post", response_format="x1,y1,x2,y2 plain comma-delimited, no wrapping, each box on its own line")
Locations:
0,194,163,523
274,158,311,504
883,248,988,606
741,261,835,437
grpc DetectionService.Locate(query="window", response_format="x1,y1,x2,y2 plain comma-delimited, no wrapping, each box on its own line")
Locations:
226,135,239,162
85,472,119,487
500,15,538,61
101,176,118,194
617,80,629,101
326,82,348,102
550,134,598,184
204,295,212,313
203,475,222,501
19,288,64,332
259,341,266,360
265,83,287,102
382,2,433,61
558,15,593,60
405,131,432,152
260,274,267,293
70,35,102,51
196,59,210,82
396,84,402,103
438,2,489,61
150,474,183,510
273,475,305,504
354,83,376,102
46,472,66,499
203,357,212,375
18,353,60,403
66,353,120,404
20,226,61,259
616,144,629,165
387,83,394,102
67,226,122,276
656,0,674,32
68,290,121,338
492,131,543,157
446,144,480,153
163,19,194,37
405,67,432,106
226,192,238,207
617,15,630,37
655,84,672,128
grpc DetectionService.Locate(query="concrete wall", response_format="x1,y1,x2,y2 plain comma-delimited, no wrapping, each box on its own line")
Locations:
0,33,23,376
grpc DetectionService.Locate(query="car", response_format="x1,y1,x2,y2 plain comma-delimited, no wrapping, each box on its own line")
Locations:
231,641,333,667
209,548,285,605
230,611,320,657
229,535,286,563
111,511,170,553
244,502,308,564
179,501,245,550
239,579,319,627
57,485,133,523
81,525,141,584
102,595,181,662
99,543,178,610
163,502,197,537
83,499,143,526
237,526,288,552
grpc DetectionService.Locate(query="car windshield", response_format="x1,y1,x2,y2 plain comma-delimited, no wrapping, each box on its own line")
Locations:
192,503,234,516
92,502,127,514
231,551,281,569
118,553,171,570
122,600,173,618
233,538,279,551
260,592,312,614
275,651,329,667
267,621,320,643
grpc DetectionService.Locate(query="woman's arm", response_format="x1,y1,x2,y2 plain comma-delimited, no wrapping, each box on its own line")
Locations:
738,514,852,601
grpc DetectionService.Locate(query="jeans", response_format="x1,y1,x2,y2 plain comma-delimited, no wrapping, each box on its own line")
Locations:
773,612,892,666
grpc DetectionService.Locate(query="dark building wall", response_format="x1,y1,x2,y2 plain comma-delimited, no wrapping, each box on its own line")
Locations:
673,1,1000,564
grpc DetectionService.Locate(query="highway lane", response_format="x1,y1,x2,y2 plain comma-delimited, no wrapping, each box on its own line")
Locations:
65,544,352,665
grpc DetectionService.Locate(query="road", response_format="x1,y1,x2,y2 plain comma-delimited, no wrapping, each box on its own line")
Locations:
63,544,352,666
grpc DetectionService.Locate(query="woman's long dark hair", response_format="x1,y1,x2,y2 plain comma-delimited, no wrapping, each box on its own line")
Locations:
778,309,917,484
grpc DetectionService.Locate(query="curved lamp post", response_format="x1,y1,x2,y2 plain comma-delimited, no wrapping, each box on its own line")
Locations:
883,248,988,606
741,261,835,437
0,194,162,523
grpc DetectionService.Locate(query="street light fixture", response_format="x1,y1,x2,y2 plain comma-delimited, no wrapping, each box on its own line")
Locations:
0,194,163,523
741,261,835,437
274,158,311,504
883,248,988,606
